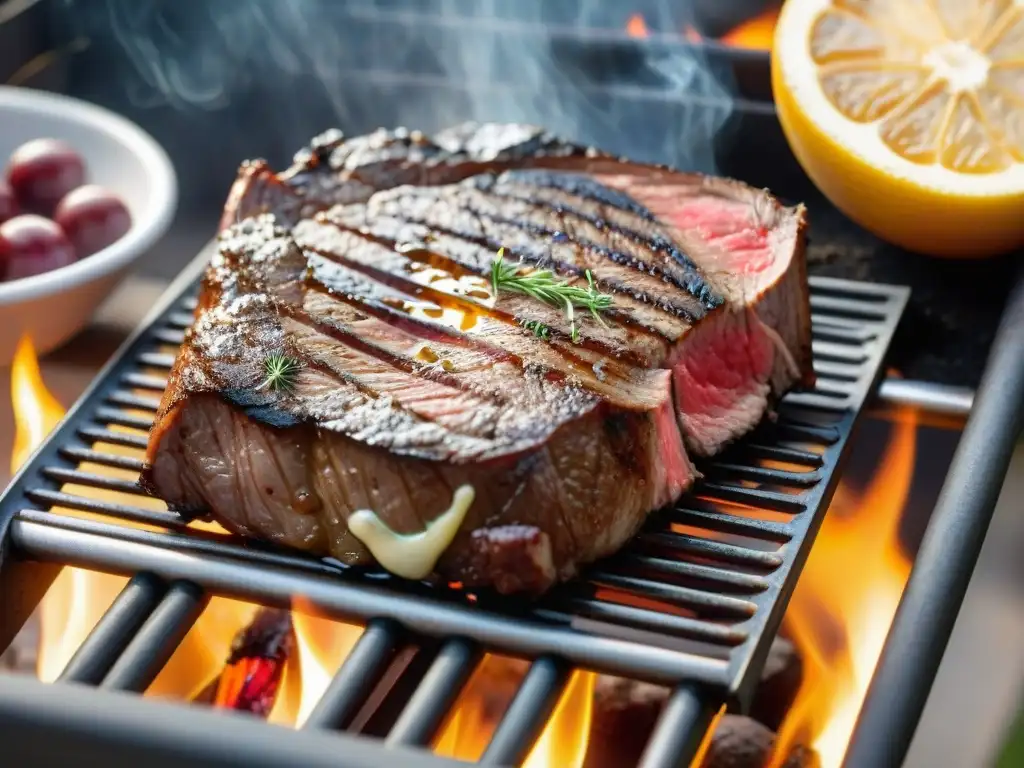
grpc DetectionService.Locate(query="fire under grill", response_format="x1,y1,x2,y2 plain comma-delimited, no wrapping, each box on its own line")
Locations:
0,246,907,767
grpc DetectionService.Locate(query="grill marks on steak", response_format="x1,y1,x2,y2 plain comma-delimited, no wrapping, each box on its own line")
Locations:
293,221,674,381
222,124,602,229
171,217,671,463
144,123,812,594
365,185,718,324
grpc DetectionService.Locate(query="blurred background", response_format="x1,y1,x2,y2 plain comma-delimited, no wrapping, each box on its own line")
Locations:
8,0,765,280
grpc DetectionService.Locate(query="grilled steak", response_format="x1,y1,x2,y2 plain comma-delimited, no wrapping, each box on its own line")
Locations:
143,123,812,594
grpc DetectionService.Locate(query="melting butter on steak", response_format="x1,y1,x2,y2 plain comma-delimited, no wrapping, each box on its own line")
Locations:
143,123,811,594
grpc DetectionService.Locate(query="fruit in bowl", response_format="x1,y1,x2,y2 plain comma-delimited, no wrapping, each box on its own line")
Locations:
1,138,133,281
7,138,86,215
0,215,75,281
55,185,132,259
0,180,17,223
0,85,177,363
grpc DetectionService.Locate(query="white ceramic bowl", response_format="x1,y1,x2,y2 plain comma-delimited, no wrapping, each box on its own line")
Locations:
0,86,177,363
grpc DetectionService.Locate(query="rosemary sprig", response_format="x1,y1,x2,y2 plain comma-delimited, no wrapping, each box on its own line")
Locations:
491,248,612,342
519,318,551,339
260,353,303,394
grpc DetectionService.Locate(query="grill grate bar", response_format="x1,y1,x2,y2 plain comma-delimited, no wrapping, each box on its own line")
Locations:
10,518,731,685
14,511,347,576
739,444,824,466
809,322,877,343
152,328,186,345
77,427,149,449
40,467,147,496
638,686,718,768
810,340,869,364
702,462,822,487
784,391,851,411
303,619,403,731
121,373,168,391
93,407,157,431
166,311,195,328
773,420,841,445
809,294,890,320
544,598,748,645
385,638,479,747
813,360,862,381
589,573,757,618
665,508,792,542
690,484,806,513
99,581,208,693
813,378,857,396
22,492,183,529
597,553,770,593
57,573,168,686
137,352,176,369
635,532,784,569
106,392,162,412
480,656,570,766
58,447,146,472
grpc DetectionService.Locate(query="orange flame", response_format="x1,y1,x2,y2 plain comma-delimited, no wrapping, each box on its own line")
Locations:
11,335,65,473
12,335,368,719
524,670,595,768
269,599,363,725
719,6,780,50
8,334,125,684
435,656,594,767
626,13,650,38
769,411,917,766
11,335,256,691
627,7,778,49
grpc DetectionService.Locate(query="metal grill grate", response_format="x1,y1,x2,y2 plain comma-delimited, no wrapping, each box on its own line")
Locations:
0,247,908,767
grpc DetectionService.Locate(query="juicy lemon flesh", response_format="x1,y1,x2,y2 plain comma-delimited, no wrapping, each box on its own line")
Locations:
773,0,1024,258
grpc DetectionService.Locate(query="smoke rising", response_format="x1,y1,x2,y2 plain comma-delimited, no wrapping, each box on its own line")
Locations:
58,0,735,173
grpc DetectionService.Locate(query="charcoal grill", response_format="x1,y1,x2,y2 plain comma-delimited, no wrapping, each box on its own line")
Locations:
0,241,908,767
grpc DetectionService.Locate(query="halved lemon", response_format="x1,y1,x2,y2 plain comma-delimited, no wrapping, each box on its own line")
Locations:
772,0,1024,257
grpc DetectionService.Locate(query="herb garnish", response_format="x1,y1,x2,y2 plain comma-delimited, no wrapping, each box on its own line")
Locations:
260,353,303,394
491,248,612,342
519,318,551,339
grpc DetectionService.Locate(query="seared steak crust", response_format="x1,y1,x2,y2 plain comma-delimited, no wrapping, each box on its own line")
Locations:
144,123,812,594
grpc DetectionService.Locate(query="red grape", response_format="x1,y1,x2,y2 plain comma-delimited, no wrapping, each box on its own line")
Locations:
54,185,132,258
6,138,86,214
0,181,17,223
0,215,76,281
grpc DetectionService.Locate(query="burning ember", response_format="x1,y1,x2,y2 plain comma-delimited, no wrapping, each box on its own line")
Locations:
208,607,294,715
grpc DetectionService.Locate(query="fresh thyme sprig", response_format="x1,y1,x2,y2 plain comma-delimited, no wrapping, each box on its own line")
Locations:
491,248,612,342
260,353,303,394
